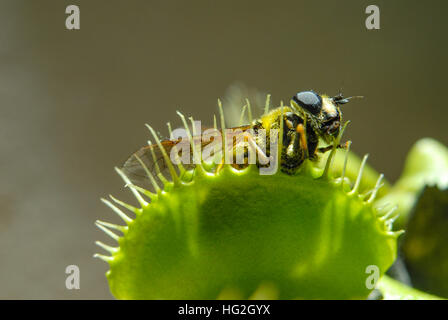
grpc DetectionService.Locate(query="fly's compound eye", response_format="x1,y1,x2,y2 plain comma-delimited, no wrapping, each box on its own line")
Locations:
292,91,323,115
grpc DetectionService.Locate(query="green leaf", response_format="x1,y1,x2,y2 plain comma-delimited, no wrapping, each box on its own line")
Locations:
377,275,443,300
400,186,448,298
99,161,399,299
376,138,448,227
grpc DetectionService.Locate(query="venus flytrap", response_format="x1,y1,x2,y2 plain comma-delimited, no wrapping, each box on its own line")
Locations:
93,96,406,300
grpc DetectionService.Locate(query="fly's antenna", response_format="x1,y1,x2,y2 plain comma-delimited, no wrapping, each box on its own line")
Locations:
332,93,364,105
345,95,364,101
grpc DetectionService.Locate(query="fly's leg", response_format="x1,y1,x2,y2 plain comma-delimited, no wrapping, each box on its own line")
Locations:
318,140,350,154
295,123,308,158
244,131,269,165
223,131,270,170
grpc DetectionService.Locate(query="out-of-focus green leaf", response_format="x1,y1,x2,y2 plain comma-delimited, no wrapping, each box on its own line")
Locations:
377,275,443,300
376,138,448,227
401,186,448,298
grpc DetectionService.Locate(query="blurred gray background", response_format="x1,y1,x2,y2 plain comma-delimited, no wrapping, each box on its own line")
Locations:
0,0,446,299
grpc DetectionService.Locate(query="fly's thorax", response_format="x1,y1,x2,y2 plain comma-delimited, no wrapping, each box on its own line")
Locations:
258,106,293,131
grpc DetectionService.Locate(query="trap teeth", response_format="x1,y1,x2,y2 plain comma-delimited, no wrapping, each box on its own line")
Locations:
95,221,120,242
95,241,118,254
348,154,369,195
101,198,133,223
367,173,384,204
115,167,148,207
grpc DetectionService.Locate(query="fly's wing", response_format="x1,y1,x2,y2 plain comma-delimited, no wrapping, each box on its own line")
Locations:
222,82,268,126
121,139,192,192
120,131,226,192
120,125,255,192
